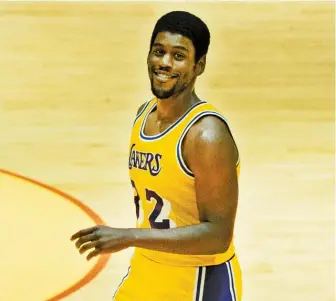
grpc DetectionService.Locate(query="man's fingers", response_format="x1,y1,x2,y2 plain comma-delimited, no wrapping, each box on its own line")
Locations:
75,232,98,249
86,247,101,261
70,226,97,241
79,240,100,254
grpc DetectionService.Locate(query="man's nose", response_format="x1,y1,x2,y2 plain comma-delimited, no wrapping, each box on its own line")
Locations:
160,53,173,68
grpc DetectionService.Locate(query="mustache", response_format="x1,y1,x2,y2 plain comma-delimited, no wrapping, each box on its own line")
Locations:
151,66,179,77
155,66,170,72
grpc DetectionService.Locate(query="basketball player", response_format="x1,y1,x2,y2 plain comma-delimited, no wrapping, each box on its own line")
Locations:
71,11,242,301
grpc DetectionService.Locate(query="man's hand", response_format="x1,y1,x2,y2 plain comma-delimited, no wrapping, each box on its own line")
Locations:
70,225,132,260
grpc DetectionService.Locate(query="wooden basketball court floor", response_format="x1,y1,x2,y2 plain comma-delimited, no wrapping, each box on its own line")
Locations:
0,1,334,300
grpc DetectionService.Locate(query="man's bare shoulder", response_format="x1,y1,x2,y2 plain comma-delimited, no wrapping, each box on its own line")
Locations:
188,115,235,144
136,102,148,116
183,115,239,166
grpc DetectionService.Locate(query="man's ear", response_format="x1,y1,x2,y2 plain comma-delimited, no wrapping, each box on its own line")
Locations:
195,55,206,76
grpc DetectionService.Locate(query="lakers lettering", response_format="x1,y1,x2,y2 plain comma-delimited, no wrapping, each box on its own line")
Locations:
128,144,162,176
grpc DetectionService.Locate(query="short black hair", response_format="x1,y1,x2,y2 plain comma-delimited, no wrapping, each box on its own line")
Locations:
149,11,211,62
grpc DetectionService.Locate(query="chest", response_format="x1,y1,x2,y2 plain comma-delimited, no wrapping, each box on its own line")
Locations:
143,111,178,136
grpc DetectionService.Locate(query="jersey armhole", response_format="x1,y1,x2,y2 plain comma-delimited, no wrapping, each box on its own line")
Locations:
176,111,240,178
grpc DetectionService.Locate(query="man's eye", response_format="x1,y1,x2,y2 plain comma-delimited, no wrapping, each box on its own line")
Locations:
175,53,185,60
153,49,164,56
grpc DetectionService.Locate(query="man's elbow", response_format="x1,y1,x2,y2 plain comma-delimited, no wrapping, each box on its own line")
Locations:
212,228,233,253
218,237,232,253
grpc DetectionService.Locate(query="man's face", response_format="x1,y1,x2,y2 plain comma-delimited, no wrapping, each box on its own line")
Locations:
147,31,198,99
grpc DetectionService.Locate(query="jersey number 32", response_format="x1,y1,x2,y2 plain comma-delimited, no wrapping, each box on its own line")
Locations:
131,180,176,229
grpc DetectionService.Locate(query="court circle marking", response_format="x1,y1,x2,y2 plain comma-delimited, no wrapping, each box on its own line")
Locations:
0,168,111,301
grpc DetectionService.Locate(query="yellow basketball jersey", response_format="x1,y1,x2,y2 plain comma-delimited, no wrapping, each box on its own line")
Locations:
128,97,240,267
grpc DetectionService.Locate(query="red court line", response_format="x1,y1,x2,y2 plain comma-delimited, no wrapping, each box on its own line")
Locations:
0,168,111,301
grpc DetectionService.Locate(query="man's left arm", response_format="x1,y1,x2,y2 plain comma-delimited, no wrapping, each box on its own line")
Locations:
129,116,239,254
71,117,239,259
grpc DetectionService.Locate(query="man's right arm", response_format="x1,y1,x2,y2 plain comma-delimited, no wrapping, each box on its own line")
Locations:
136,102,147,116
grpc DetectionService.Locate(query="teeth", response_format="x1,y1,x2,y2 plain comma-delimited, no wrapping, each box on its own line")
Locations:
154,70,174,76
158,74,170,79
154,71,174,82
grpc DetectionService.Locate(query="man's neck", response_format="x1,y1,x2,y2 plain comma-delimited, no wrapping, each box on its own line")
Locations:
155,89,201,123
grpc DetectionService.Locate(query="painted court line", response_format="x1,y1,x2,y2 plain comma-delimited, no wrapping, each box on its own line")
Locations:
0,168,111,301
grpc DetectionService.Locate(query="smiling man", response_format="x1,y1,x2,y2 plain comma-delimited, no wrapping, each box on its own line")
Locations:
71,11,242,301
